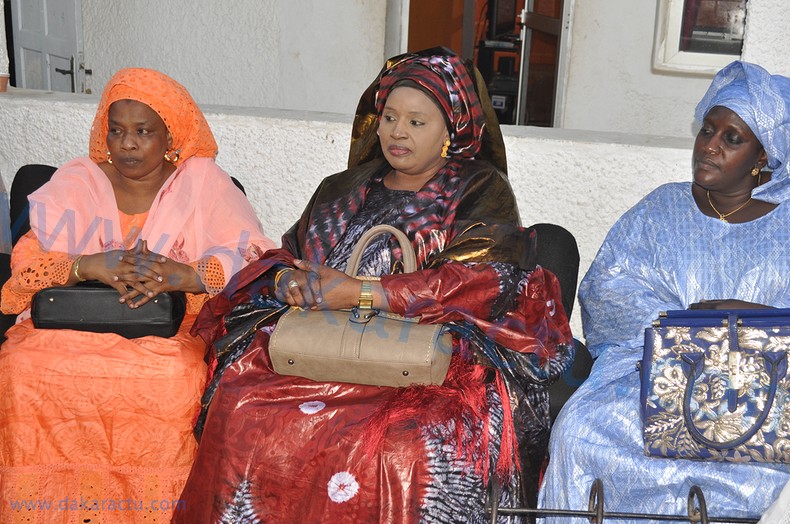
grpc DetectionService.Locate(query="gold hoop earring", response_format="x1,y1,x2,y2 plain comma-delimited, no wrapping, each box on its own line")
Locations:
440,139,451,159
106,151,113,164
751,166,760,177
164,149,181,164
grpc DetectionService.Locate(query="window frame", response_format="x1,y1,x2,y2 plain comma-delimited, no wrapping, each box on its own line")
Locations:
652,0,745,75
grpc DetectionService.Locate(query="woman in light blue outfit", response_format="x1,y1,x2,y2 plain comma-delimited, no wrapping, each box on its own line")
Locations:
539,61,790,521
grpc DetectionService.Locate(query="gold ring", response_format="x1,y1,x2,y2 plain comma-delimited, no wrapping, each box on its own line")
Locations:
288,280,299,289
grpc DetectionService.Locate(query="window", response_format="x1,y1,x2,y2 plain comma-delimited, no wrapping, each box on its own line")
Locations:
653,0,746,74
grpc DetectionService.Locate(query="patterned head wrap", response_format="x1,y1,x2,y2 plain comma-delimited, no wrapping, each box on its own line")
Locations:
348,47,506,172
374,54,486,160
695,61,790,204
89,68,217,167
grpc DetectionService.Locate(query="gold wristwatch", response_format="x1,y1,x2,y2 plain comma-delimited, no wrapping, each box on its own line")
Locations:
357,281,373,310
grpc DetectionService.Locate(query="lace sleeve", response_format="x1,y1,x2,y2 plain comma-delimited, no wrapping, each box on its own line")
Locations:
192,256,226,296
1,231,73,314
184,256,226,314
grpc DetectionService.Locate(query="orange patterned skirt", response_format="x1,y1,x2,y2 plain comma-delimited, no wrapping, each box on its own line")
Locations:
0,316,207,524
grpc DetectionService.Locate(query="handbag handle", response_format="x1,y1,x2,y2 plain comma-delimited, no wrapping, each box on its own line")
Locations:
344,224,417,276
680,347,787,450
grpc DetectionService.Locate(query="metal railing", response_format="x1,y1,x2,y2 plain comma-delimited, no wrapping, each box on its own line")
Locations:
488,478,761,523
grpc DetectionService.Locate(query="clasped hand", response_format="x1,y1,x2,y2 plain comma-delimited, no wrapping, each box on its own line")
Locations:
688,299,770,310
275,259,360,310
81,240,201,308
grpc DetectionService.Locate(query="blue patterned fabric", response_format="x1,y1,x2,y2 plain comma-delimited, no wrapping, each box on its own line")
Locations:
538,183,790,520
695,61,790,204
643,315,790,462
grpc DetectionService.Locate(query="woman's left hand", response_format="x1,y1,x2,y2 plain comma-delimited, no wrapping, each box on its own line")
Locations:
276,259,360,310
688,299,772,310
115,240,204,307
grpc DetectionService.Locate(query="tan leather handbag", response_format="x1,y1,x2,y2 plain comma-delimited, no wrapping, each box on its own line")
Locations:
269,225,453,387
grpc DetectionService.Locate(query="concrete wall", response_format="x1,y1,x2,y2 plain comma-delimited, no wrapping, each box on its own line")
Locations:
741,0,790,75
7,1,786,141
559,0,714,137
560,0,790,137
0,90,693,336
81,0,387,114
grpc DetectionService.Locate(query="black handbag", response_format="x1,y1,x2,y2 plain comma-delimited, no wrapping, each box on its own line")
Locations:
31,281,187,338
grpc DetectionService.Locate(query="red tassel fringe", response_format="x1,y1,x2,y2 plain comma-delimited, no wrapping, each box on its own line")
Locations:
361,338,520,483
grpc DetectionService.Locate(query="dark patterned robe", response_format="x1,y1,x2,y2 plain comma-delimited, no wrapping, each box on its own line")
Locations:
174,158,573,523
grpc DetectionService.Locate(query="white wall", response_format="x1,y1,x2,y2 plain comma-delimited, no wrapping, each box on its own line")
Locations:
81,0,386,114
560,0,717,137
0,91,693,336
559,0,789,137
10,0,784,141
741,0,790,76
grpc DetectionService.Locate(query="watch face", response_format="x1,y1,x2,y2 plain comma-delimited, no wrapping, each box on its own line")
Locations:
358,281,374,309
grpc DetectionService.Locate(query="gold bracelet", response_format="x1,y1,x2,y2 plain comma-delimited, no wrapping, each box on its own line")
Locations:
72,255,86,282
273,267,293,289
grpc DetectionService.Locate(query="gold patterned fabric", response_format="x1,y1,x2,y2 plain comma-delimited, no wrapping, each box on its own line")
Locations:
642,315,790,463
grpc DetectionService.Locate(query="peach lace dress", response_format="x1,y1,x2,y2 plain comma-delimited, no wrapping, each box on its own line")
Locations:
0,67,276,523
0,212,224,524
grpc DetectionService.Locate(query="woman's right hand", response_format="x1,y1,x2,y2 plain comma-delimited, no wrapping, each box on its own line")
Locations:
275,259,380,311
70,244,173,307
71,250,135,297
688,299,772,310
274,267,320,308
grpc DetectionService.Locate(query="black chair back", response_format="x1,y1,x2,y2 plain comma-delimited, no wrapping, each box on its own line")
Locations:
9,164,57,246
529,223,593,422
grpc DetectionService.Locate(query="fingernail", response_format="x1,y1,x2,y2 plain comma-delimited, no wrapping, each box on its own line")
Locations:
158,276,163,282
119,298,125,303
316,297,322,303
148,291,154,297
113,276,119,281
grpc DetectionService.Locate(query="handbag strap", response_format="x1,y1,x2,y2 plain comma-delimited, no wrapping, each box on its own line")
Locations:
680,348,787,450
344,224,417,276
662,308,790,321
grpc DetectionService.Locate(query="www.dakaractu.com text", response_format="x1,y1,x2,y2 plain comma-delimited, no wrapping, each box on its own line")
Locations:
8,497,185,512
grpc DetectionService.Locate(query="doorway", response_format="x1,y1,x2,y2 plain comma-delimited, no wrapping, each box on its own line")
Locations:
7,0,84,93
407,0,564,127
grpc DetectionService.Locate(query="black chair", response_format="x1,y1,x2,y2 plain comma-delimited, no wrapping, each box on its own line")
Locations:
530,223,593,422
9,164,58,246
0,164,247,343
0,165,57,342
531,223,578,319
486,223,593,521
0,257,11,342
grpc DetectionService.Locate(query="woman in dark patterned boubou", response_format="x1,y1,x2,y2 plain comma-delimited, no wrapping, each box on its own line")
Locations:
175,48,572,523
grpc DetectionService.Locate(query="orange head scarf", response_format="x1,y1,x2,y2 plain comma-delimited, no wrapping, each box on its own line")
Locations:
88,68,217,167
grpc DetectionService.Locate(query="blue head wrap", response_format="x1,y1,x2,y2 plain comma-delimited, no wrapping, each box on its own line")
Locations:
695,61,790,204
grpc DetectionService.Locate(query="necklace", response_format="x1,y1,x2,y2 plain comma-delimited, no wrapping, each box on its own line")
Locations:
706,190,752,222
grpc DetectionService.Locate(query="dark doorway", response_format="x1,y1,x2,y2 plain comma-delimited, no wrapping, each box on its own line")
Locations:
3,0,13,87
408,0,564,127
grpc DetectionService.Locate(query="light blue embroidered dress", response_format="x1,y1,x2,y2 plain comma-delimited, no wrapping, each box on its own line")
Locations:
538,182,790,520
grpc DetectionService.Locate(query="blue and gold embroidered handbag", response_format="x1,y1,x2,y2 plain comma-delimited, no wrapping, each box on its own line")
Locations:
640,309,790,463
